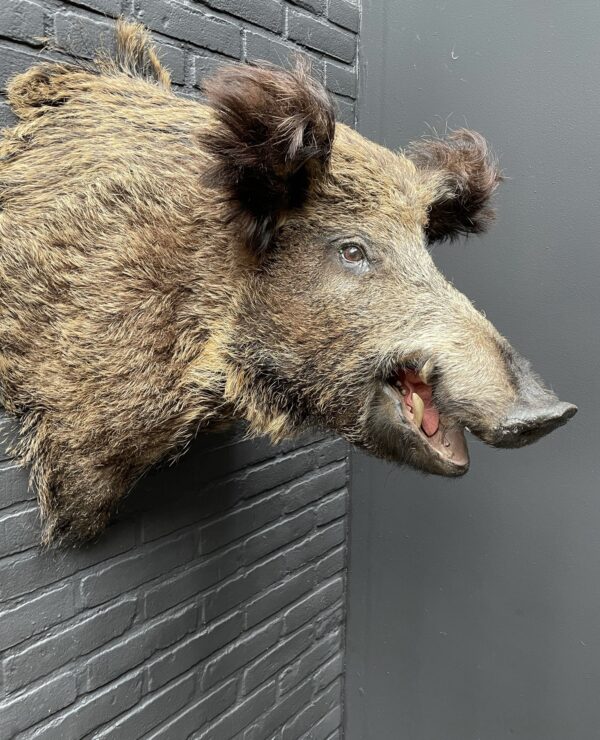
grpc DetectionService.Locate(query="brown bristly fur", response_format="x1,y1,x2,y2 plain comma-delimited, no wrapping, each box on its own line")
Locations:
1,21,529,545
200,61,335,254
407,129,502,242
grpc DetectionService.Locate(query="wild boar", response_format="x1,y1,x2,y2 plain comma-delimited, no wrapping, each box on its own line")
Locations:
0,21,576,545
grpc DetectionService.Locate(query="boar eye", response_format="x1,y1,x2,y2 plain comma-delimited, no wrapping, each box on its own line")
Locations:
338,243,368,271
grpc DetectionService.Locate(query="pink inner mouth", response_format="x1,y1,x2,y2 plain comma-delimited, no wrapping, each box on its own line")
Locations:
400,370,440,437
385,364,469,471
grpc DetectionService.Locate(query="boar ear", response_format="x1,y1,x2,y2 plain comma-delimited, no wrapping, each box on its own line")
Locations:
200,62,335,255
407,129,502,243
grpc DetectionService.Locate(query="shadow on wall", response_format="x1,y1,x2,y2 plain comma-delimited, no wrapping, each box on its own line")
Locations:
121,424,332,549
0,412,332,548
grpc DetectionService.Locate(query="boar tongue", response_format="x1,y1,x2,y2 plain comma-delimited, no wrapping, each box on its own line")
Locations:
421,406,440,438
404,371,440,438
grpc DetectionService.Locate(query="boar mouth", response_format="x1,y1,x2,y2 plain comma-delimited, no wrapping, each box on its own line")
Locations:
376,362,470,477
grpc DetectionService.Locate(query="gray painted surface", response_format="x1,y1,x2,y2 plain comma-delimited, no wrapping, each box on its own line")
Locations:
0,1,358,737
346,2,599,739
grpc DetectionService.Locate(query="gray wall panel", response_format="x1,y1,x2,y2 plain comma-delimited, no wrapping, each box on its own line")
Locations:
346,2,599,739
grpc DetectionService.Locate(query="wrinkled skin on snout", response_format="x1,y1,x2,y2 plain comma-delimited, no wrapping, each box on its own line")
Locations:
0,21,576,544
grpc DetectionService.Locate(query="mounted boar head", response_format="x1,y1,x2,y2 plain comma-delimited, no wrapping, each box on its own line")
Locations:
0,21,576,544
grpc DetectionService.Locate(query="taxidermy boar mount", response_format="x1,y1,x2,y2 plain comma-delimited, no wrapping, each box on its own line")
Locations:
0,21,576,545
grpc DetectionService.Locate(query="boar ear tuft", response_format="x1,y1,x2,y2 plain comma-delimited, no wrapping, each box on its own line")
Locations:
199,61,335,255
408,129,502,243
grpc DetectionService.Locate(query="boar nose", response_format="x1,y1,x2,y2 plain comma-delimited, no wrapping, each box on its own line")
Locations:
492,399,578,448
479,348,579,448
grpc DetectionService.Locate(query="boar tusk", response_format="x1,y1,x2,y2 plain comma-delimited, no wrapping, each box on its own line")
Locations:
420,359,434,384
412,392,425,428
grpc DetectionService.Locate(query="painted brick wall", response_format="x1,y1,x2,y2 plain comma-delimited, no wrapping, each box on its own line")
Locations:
0,0,359,737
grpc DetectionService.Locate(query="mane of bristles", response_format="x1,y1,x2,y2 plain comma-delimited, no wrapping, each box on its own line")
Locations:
95,18,171,88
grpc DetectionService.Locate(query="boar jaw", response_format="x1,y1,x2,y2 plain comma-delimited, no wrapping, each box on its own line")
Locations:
366,364,470,477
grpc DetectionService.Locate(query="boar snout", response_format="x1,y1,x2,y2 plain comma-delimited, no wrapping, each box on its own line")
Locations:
489,399,578,448
472,352,578,448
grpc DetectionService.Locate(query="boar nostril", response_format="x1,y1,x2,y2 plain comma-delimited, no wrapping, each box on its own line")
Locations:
491,401,578,448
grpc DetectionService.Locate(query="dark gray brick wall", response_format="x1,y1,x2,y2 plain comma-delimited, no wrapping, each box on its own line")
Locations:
0,0,360,129
0,420,349,739
0,0,359,736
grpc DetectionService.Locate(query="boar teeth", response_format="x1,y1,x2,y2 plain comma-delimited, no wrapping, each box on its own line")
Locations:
412,392,425,428
419,360,434,384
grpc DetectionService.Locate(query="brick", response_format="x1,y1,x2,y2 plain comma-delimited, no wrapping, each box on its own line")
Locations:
279,631,341,694
328,0,360,33
243,624,312,694
313,654,343,694
193,53,228,88
93,673,195,739
138,1,242,59
315,545,345,582
83,603,197,692
244,31,324,81
282,679,341,739
284,577,343,634
204,552,286,622
54,12,115,60
144,541,244,618
203,0,284,34
75,0,121,15
155,39,185,85
198,488,284,555
195,681,276,739
243,508,315,565
333,94,356,125
1,0,45,45
282,462,347,514
314,605,344,639
288,10,356,63
233,437,347,503
0,504,39,557
0,462,34,509
0,523,134,602
244,676,313,740
146,610,244,691
3,598,136,692
289,0,325,15
315,490,347,526
325,61,357,99
202,617,282,689
139,494,207,542
80,531,194,607
0,99,14,130
0,99,17,128
146,679,238,740
245,565,314,629
285,520,345,572
0,583,75,652
27,672,142,740
0,672,77,737
0,415,17,462
300,706,342,740
0,43,50,90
